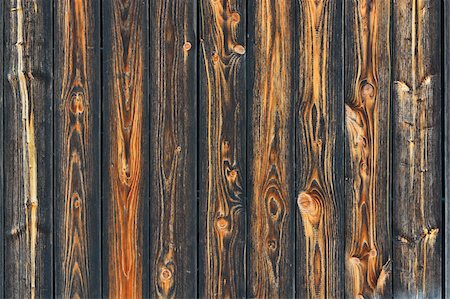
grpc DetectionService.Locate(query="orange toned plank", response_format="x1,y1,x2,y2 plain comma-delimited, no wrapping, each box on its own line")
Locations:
149,0,197,297
392,0,442,297
3,0,53,297
199,0,246,297
103,0,149,297
247,0,295,297
295,1,344,298
54,0,101,297
344,0,392,297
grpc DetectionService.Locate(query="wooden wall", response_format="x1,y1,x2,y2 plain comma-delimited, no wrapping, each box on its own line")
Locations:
0,0,449,298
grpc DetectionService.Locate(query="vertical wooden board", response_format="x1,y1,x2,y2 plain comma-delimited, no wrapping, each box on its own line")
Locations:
198,0,246,298
295,1,344,298
392,0,442,297
0,0,4,295
343,0,392,297
247,0,294,297
3,0,53,298
102,0,150,297
54,0,101,297
446,0,450,297
149,0,197,298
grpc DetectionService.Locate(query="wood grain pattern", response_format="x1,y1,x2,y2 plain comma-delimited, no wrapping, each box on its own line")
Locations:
0,0,4,295
392,0,442,297
446,0,450,297
247,0,294,297
296,1,344,298
149,0,197,297
344,0,392,297
3,0,53,297
199,0,246,297
103,0,149,297
54,0,101,297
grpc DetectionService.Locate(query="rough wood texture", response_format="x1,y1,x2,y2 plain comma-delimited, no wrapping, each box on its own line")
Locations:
446,0,450,297
149,0,197,298
199,0,246,297
3,0,53,298
247,0,294,297
392,0,442,298
344,0,392,297
54,0,101,297
103,0,149,297
0,0,4,295
296,1,344,298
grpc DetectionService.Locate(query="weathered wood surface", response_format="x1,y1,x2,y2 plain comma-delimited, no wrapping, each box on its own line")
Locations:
247,0,295,297
392,0,442,298
199,0,246,297
344,0,392,298
149,0,197,298
3,0,53,298
54,0,101,297
102,0,149,297
296,1,344,298
0,1,448,298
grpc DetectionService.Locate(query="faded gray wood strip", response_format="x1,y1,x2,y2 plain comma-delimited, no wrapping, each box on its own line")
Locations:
392,0,442,297
343,0,392,297
54,0,101,297
198,0,247,297
3,0,53,297
445,0,450,297
149,0,197,297
0,0,4,295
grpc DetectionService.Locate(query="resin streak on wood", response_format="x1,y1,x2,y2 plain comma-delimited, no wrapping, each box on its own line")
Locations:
344,0,392,297
392,0,442,297
105,0,145,297
248,0,294,297
200,0,246,297
296,1,344,297
150,0,197,297
54,0,100,297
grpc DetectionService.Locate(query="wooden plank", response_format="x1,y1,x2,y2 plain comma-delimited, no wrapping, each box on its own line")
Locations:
198,0,246,298
343,0,392,297
0,0,4,295
102,0,150,297
446,0,450,297
149,0,197,297
295,1,344,297
392,0,442,297
54,0,101,297
247,1,294,297
3,0,53,298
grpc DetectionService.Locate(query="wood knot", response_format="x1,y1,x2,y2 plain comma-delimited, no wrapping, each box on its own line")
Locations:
160,268,172,281
228,169,237,180
361,81,375,98
369,249,377,257
233,45,245,55
212,53,220,63
231,12,240,22
298,192,319,216
267,239,277,250
70,92,84,114
183,42,192,51
216,218,229,230
175,146,182,153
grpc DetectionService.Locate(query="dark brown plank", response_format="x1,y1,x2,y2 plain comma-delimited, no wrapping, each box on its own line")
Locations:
54,0,101,297
247,1,295,297
0,0,4,295
295,1,344,297
392,0,442,297
343,0,392,297
446,0,450,297
149,0,197,297
198,0,246,297
102,0,150,297
3,0,53,297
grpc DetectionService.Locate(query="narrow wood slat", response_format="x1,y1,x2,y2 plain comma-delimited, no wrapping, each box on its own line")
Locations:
446,0,450,297
149,0,197,297
392,0,442,297
3,0,53,297
0,0,4,295
247,1,295,297
295,1,344,297
198,0,247,297
102,0,150,297
343,0,392,297
54,0,101,297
